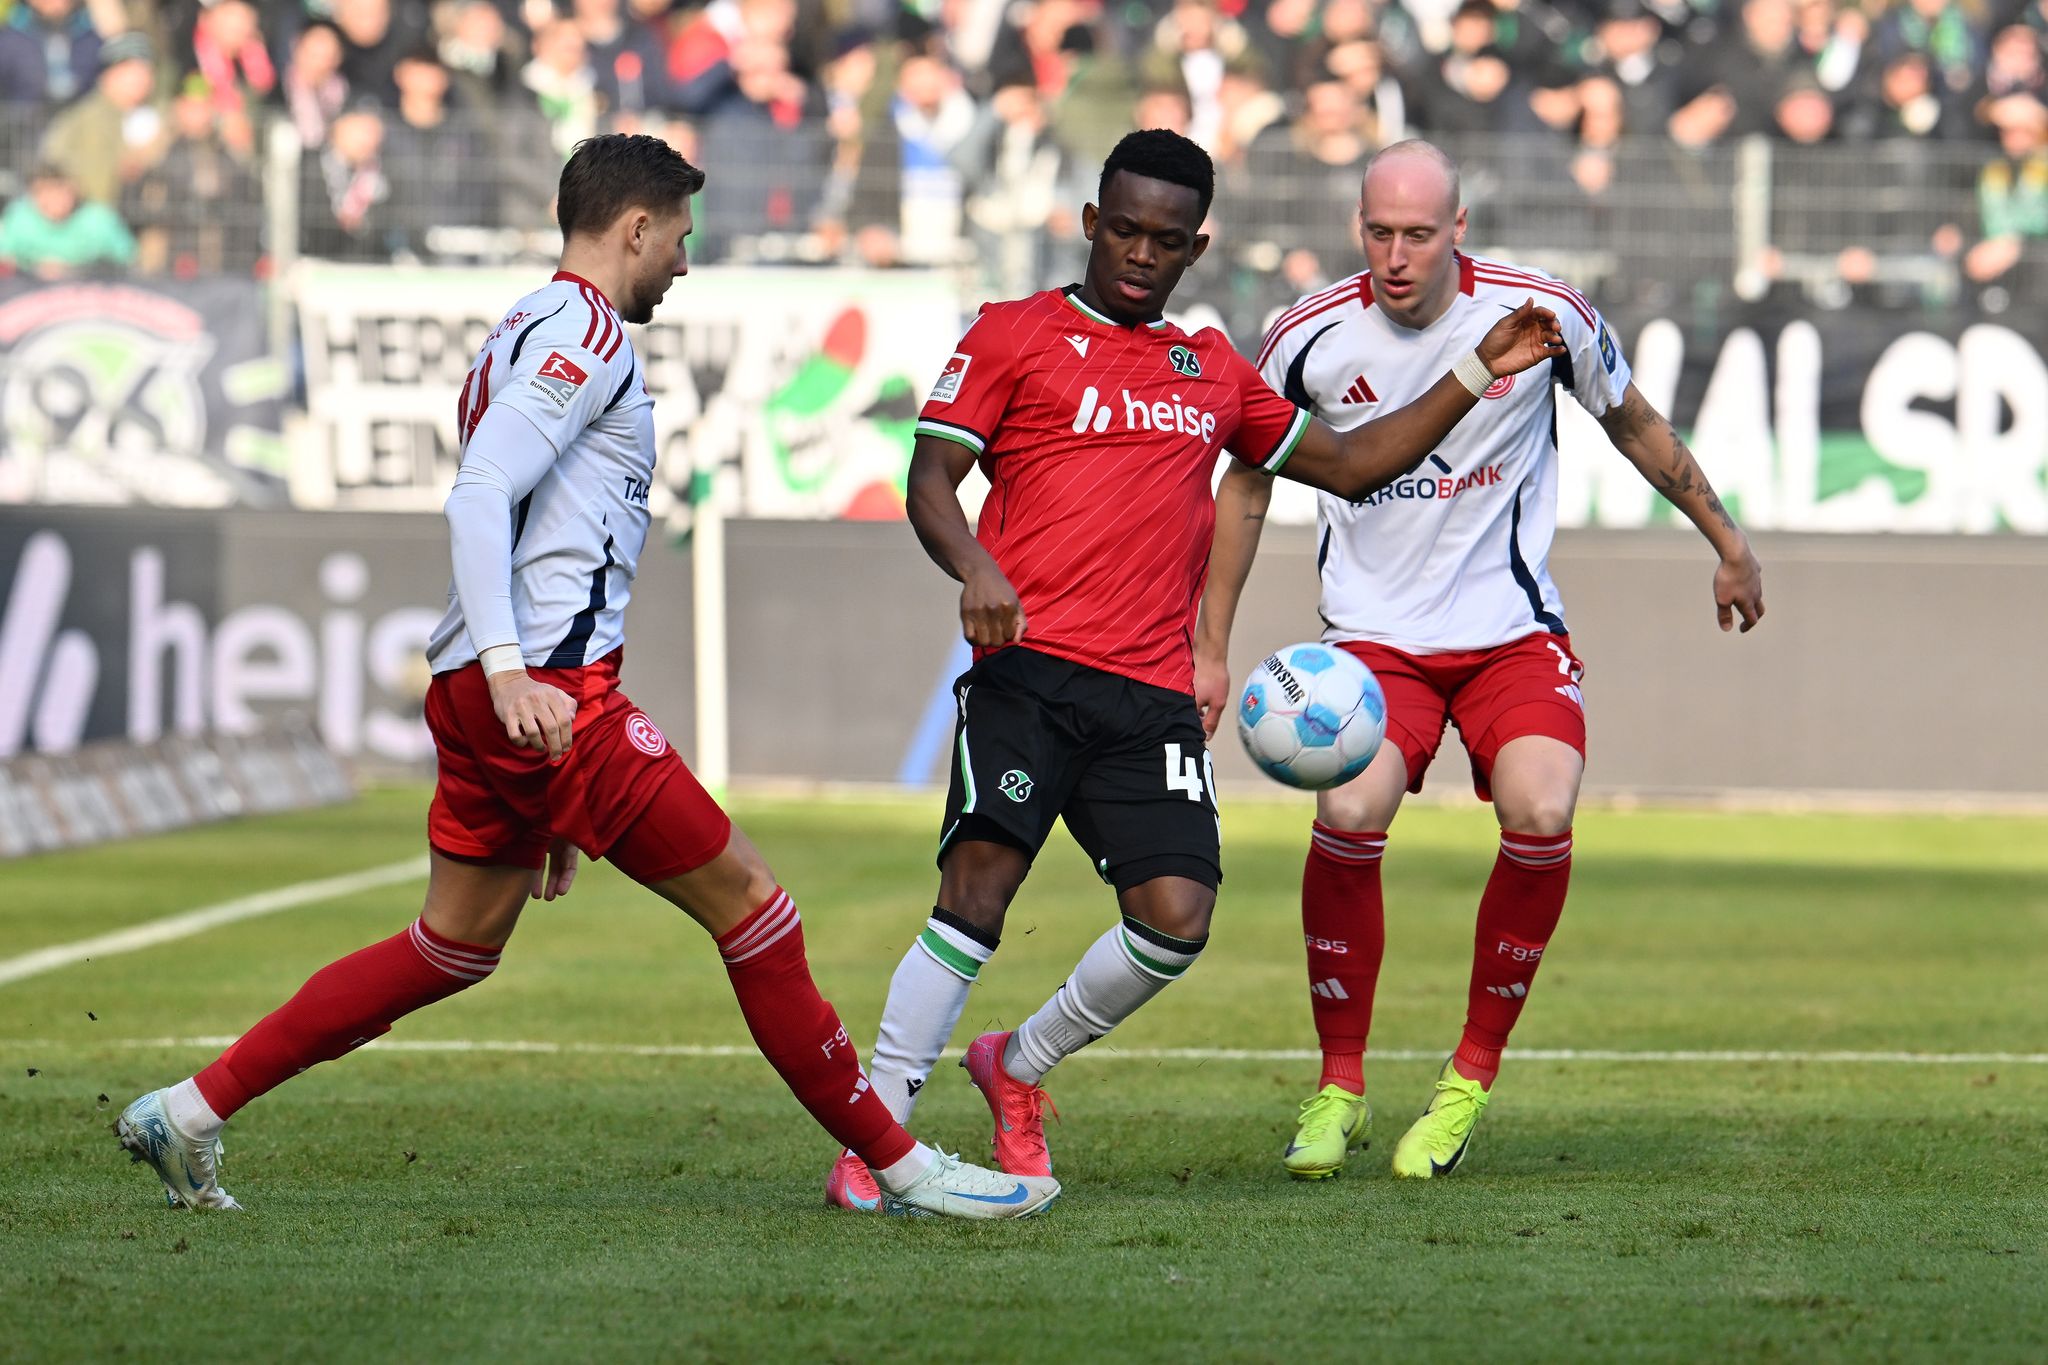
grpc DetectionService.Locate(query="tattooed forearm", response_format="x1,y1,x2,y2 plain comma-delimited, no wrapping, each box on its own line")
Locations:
1648,427,1737,532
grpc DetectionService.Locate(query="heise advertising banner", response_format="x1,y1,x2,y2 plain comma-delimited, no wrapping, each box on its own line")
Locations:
0,278,287,507
0,508,445,766
291,263,961,520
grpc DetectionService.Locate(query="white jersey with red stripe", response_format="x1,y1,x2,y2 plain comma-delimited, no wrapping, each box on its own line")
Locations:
1256,252,1631,654
426,269,654,674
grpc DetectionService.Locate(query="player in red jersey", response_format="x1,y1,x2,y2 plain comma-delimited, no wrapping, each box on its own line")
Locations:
114,134,1055,1221
1196,140,1767,1181
821,129,1568,1206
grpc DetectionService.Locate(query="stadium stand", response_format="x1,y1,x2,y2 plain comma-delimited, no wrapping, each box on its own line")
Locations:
0,0,2036,325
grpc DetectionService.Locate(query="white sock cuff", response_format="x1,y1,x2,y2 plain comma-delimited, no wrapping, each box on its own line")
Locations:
915,916,995,983
873,1140,935,1193
165,1076,224,1140
1116,916,1206,981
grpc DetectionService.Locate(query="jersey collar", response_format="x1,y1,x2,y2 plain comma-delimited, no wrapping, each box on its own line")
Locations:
1062,285,1169,331
553,268,607,296
1455,252,1476,295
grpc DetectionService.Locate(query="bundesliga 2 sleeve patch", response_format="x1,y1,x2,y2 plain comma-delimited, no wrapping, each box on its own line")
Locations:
928,352,970,404
529,351,590,408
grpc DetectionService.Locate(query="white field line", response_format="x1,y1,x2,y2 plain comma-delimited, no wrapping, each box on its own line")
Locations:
5,1036,2043,1066
0,857,429,989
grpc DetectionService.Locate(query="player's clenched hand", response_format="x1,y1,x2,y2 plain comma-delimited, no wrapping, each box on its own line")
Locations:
1193,651,1231,741
1714,544,1765,633
487,669,578,760
959,562,1026,647
532,837,578,901
1476,299,1566,377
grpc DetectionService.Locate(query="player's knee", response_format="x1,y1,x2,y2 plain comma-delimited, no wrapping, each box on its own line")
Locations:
1121,880,1216,943
1319,755,1406,832
937,840,1029,933
1497,792,1576,837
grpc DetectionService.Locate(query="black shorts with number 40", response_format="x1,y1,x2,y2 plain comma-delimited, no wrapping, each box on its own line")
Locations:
938,645,1221,891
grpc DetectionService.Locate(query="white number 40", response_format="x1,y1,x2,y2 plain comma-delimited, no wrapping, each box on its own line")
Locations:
1164,742,1216,805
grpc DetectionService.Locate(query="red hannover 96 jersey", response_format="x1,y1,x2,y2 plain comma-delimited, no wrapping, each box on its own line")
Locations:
915,286,1310,695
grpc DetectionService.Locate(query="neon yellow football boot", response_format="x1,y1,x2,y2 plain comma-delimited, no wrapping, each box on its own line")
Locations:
1391,1059,1491,1179
1282,1084,1372,1180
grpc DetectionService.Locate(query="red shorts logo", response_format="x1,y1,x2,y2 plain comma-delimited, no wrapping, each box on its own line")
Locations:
625,712,667,756
1482,373,1514,400
538,351,589,386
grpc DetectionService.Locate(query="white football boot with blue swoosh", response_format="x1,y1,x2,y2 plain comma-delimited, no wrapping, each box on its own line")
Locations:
881,1149,1059,1219
115,1089,243,1210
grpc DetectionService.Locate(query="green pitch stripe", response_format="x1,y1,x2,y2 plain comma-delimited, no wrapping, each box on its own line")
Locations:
917,927,982,981
1118,926,1190,980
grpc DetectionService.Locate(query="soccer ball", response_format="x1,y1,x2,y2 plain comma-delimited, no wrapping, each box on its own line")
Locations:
1236,643,1386,790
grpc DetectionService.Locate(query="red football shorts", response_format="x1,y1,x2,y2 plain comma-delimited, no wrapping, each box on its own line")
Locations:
425,648,731,880
1335,633,1587,801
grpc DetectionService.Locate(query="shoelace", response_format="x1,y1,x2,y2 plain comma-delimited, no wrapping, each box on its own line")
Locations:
930,1148,1014,1192
1296,1093,1354,1143
1009,1084,1059,1160
1426,1077,1481,1129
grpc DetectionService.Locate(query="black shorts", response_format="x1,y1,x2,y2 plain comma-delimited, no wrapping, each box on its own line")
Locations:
937,646,1221,892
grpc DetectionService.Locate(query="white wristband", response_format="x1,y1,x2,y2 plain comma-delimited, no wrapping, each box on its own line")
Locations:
479,644,526,677
1452,349,1495,398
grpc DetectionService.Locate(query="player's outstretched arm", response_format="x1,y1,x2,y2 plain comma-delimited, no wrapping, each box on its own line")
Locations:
905,434,1026,647
1597,382,1766,633
1193,461,1276,739
1279,300,1565,499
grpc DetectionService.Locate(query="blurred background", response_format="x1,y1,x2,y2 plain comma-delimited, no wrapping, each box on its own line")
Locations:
0,0,2044,848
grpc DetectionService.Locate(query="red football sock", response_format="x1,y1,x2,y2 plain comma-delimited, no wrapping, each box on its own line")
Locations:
194,919,500,1118
1456,828,1573,1088
717,888,916,1170
1302,822,1387,1096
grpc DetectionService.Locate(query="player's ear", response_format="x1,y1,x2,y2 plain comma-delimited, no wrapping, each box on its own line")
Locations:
1453,204,1467,246
1188,231,1210,264
1082,202,1098,240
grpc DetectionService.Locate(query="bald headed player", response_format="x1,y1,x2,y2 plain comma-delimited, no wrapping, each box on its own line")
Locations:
1196,139,1766,1181
116,135,1055,1221
824,129,1567,1209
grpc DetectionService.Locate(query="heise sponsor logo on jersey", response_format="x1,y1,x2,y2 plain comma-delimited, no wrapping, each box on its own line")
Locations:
1070,386,1217,441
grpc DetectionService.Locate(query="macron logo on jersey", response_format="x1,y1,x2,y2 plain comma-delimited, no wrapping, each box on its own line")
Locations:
1070,385,1218,442
529,351,590,408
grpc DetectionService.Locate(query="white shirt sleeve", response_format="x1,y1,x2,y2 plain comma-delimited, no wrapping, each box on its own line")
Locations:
1567,305,1633,418
490,338,619,452
443,402,560,658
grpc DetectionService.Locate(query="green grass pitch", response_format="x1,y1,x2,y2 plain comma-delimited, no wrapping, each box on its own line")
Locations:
2,787,2043,1362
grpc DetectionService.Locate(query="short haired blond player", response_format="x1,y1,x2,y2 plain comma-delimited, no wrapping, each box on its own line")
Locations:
1195,139,1766,1181
116,134,1055,1221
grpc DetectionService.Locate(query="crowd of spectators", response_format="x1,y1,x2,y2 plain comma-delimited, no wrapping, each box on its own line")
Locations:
0,0,2039,307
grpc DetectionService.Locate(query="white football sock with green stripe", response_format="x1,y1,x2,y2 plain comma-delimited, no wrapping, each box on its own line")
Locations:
1005,916,1207,1084
870,911,998,1123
